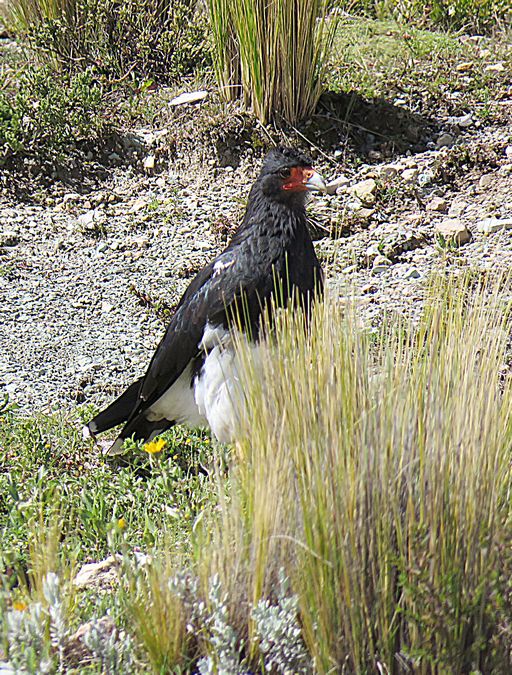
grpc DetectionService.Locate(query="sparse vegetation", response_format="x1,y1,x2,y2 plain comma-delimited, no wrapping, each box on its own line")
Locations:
2,0,512,670
336,0,511,33
4,0,209,82
2,273,512,671
0,65,105,166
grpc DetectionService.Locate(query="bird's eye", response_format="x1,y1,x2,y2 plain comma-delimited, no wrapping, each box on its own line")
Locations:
278,168,291,179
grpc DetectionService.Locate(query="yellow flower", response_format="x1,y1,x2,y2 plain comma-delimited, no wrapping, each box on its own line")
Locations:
13,600,28,612
144,438,167,454
117,517,127,530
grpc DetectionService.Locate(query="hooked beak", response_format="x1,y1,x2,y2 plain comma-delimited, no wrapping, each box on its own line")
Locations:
305,169,327,193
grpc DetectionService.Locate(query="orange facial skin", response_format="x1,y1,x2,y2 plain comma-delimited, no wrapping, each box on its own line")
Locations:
282,166,315,191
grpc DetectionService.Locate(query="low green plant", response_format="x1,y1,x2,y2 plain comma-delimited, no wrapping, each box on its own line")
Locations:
334,0,511,32
0,408,217,574
0,65,104,165
5,0,209,82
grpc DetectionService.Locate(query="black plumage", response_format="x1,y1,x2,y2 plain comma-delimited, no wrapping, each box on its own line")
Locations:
85,146,326,454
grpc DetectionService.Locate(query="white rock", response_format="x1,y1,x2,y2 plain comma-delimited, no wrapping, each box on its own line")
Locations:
478,174,493,190
73,555,121,589
78,209,104,230
169,90,208,106
351,178,377,203
325,174,350,195
417,170,435,187
477,217,512,234
448,201,467,217
401,168,418,182
143,155,155,170
485,62,505,72
435,219,471,245
426,196,448,212
130,198,149,213
371,255,392,275
447,113,473,128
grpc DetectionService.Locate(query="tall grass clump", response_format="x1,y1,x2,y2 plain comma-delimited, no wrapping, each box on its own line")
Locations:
207,0,338,124
199,272,512,672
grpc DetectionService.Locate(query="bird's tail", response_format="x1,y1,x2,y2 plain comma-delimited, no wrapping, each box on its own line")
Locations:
84,377,143,438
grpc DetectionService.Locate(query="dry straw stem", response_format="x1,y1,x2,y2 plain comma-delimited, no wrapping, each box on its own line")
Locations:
125,556,188,672
199,271,512,672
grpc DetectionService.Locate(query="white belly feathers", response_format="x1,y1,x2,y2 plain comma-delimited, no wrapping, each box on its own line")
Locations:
146,362,207,428
147,323,252,443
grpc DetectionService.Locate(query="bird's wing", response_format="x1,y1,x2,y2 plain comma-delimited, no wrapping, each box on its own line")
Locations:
135,244,270,412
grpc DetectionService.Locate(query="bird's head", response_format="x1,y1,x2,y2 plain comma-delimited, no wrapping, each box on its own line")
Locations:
258,146,326,204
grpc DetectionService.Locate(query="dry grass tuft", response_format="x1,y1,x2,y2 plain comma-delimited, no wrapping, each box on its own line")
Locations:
199,271,512,672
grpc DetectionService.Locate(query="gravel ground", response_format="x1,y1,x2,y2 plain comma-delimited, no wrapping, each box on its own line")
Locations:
1,119,512,415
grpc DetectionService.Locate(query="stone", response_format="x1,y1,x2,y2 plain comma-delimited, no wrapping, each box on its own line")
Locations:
485,62,505,72
371,255,392,275
401,168,418,182
73,555,121,590
132,236,150,248
456,61,474,72
130,198,149,213
477,217,512,234
325,174,350,195
403,267,421,279
447,113,473,128
356,207,376,221
436,133,454,149
417,170,435,187
169,90,208,106
361,282,377,294
506,146,512,161
78,209,105,231
435,218,471,245
365,244,381,262
66,616,116,663
351,178,377,204
143,155,155,171
0,230,19,247
62,192,80,204
378,164,399,179
448,201,467,217
426,196,448,212
478,174,493,190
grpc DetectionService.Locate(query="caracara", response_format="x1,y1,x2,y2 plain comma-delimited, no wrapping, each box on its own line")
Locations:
85,146,326,454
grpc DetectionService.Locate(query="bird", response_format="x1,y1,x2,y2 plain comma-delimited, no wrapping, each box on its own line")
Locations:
84,146,326,455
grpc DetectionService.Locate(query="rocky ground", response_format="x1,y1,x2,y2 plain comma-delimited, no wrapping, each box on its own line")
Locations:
1,71,512,416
